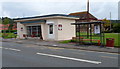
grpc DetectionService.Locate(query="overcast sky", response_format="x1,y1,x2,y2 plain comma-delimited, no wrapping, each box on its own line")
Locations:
0,0,119,20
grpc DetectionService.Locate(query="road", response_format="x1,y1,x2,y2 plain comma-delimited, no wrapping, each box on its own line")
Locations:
1,41,119,67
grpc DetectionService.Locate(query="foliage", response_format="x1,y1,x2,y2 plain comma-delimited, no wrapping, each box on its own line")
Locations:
0,18,2,24
2,17,16,31
0,33,2,37
2,17,10,25
1,30,17,33
102,18,111,27
2,33,17,38
102,18,111,31
59,40,76,43
60,32,120,47
112,23,120,33
59,40,71,43
8,19,15,30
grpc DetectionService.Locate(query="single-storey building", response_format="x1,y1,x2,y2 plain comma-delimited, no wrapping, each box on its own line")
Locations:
14,14,79,41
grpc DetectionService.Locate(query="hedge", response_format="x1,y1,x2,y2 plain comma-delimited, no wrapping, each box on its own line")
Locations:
1,30,17,33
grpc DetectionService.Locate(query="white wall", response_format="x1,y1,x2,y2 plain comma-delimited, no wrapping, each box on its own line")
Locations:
57,19,75,40
17,22,27,39
45,19,58,40
41,23,48,40
45,19,75,41
17,19,76,41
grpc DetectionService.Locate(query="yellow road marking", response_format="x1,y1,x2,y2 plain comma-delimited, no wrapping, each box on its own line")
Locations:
50,49,63,52
101,56,118,59
47,47,64,49
69,49,119,55
72,52,86,55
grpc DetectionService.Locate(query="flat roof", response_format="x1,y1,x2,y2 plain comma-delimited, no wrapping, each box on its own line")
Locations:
20,20,46,24
13,14,79,22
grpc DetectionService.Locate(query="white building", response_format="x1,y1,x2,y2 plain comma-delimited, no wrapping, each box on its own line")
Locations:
14,14,79,41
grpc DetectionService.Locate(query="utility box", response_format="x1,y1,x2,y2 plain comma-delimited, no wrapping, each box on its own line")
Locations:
106,38,114,47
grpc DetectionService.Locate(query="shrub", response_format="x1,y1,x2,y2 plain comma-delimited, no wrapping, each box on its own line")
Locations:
2,30,17,33
112,23,120,33
70,40,76,42
2,33,17,38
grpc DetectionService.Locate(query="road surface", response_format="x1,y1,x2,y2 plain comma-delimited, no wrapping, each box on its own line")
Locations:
1,42,119,67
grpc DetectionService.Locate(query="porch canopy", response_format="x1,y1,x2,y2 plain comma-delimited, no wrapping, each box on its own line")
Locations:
71,21,105,46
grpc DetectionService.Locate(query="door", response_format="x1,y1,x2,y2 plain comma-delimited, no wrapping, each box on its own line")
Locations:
48,24,54,39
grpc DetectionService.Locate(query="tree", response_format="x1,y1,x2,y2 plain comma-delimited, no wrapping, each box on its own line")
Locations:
0,18,2,24
2,17,10,25
2,17,15,33
102,18,111,31
112,23,120,33
2,17,9,33
8,19,15,30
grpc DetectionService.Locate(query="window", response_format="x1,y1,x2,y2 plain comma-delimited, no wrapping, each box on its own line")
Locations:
27,25,41,37
49,24,53,34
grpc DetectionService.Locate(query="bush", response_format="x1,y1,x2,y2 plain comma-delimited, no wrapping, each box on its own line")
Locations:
2,30,17,33
70,40,76,42
2,33,17,38
59,40,76,43
112,23,120,33
104,30,113,33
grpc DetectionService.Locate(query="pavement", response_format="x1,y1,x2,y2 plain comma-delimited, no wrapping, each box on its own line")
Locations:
1,38,119,54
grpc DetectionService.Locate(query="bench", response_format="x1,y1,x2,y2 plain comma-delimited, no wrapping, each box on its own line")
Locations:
72,37,101,46
82,39,101,46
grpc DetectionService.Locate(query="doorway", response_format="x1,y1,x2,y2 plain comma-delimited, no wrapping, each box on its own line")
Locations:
48,24,54,39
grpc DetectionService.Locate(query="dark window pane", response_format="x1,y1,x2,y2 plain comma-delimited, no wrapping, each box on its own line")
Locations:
27,25,41,37
49,25,53,34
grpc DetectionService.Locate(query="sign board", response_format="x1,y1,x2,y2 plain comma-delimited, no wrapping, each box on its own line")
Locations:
46,21,54,24
94,25,100,34
58,24,62,31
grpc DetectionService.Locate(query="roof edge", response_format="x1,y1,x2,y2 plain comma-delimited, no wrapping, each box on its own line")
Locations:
13,14,79,21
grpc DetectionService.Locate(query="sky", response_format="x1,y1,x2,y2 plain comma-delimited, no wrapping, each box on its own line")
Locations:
0,0,119,20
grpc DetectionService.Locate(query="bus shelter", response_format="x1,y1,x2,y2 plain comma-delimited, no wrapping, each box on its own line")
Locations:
71,21,105,46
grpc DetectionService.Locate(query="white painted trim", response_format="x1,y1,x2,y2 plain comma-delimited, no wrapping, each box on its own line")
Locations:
46,21,54,24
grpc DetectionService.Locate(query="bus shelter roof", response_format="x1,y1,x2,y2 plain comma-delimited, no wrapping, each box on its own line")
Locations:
71,21,103,25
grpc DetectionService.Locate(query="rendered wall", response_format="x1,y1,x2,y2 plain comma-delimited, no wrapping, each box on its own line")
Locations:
57,19,75,40
17,22,27,39
44,19,58,40
17,19,76,41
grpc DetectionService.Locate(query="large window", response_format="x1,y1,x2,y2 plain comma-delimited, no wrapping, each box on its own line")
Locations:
27,25,41,37
49,24,53,34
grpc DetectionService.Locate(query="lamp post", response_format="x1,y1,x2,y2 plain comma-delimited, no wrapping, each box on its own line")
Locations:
87,0,90,38
110,12,112,31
